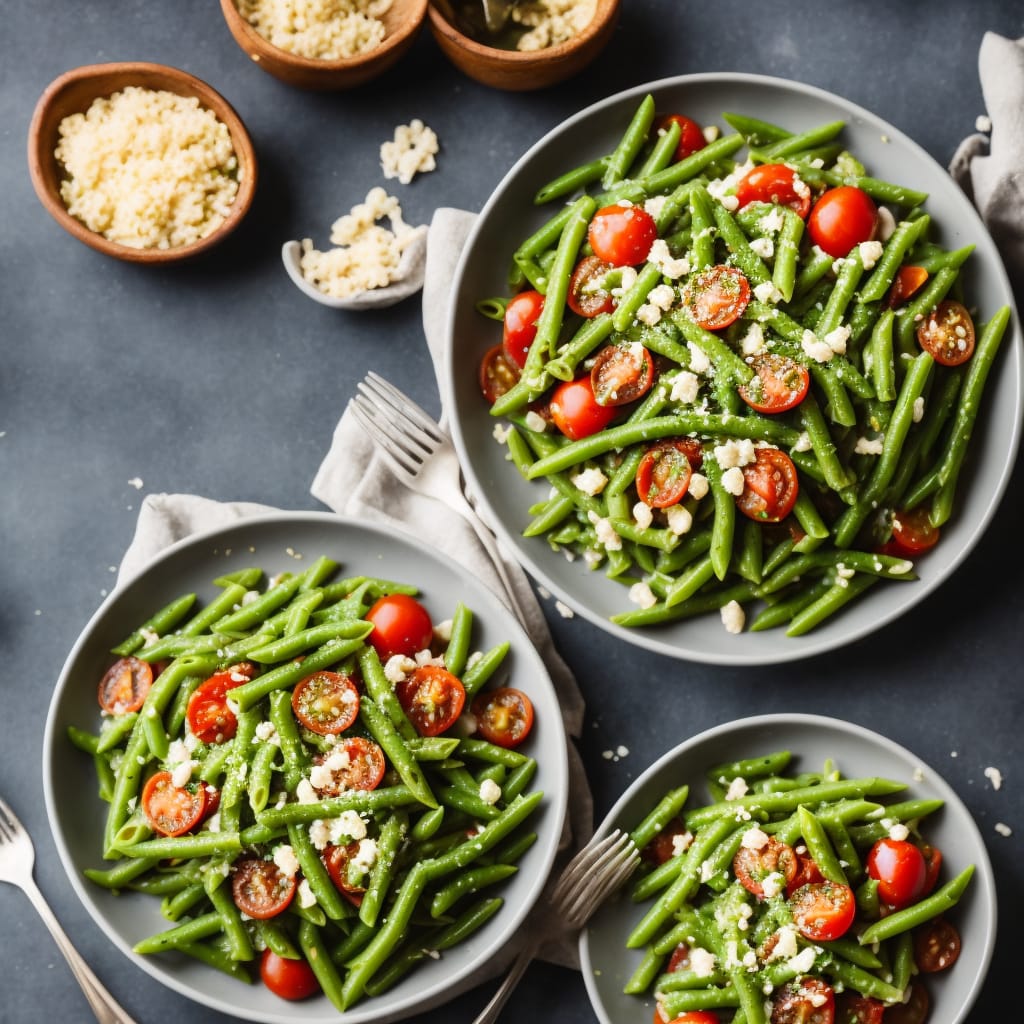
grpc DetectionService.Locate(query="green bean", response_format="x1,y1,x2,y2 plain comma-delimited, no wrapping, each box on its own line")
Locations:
641,133,746,194
360,697,437,809
534,160,608,206
603,94,657,188
298,918,347,1011
623,945,665,995
133,911,224,954
460,641,510,700
786,573,878,635
860,215,932,301
630,784,690,850
797,805,847,884
638,116,682,179
772,208,804,301
860,865,975,945
112,592,197,656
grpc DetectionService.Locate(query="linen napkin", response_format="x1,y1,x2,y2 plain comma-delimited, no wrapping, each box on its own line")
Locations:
949,31,1024,297
118,207,594,971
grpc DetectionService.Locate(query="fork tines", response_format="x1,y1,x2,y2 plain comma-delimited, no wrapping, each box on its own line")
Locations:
358,371,446,446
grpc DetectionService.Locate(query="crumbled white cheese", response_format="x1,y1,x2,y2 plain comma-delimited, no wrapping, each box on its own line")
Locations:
670,371,701,405
787,946,817,974
749,236,775,260
876,207,897,241
587,510,622,550
524,410,548,433
687,342,711,374
351,837,379,874
740,827,770,850
254,721,280,745
721,599,746,634
995,822,1013,837
572,466,609,496
758,208,786,235
740,322,767,356
687,473,710,500
633,502,654,529
628,581,658,609
384,654,417,683
648,283,677,311
714,438,756,470
478,778,502,805
912,396,925,423
976,114,993,133
643,194,668,219
380,119,439,185
296,779,320,804
793,431,812,452
555,600,575,618
273,844,301,879
858,240,884,270
297,879,317,909
725,776,749,800
761,871,785,898
721,467,746,496
765,925,800,962
854,435,884,455
492,422,512,444
754,281,783,304
689,947,717,977
822,324,850,355
801,329,835,363
666,504,693,535
888,822,910,841
984,766,1004,791
171,760,196,788
637,302,663,327
671,830,694,856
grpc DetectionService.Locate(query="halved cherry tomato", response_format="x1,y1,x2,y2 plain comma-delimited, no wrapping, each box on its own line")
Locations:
232,855,297,920
683,265,751,330
141,770,207,837
785,851,825,898
591,343,656,406
549,375,616,440
914,916,961,972
880,506,940,558
920,842,943,896
292,670,360,735
866,838,927,909
790,881,856,941
734,836,798,898
479,343,521,405
312,736,386,796
260,948,319,1001
771,977,836,1024
502,290,545,367
807,186,877,258
323,842,368,908
886,265,929,308
588,203,658,266
662,1013,720,1024
366,593,433,660
738,353,810,414
98,656,153,715
186,665,252,744
736,448,799,523
835,992,885,1024
397,665,466,736
736,163,812,218
635,440,700,508
471,687,534,748
642,818,691,866
568,255,616,318
658,114,707,162
883,982,930,1024
666,943,691,973
916,299,976,366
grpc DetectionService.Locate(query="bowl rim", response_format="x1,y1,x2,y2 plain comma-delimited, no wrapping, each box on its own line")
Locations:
41,509,570,1024
578,712,998,1024
426,0,619,60
442,70,1023,666
219,0,429,71
27,60,258,263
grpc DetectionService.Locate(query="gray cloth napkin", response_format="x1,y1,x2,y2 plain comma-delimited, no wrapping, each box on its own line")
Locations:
118,207,593,971
949,31,1024,297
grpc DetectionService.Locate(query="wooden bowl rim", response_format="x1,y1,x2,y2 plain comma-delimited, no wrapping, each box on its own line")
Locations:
27,61,258,264
218,0,428,72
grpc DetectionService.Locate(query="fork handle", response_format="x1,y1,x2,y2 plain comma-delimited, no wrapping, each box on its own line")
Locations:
22,876,138,1024
470,941,539,1024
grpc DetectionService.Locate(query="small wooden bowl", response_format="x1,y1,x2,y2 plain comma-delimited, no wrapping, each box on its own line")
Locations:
427,0,620,91
219,0,428,90
28,62,257,264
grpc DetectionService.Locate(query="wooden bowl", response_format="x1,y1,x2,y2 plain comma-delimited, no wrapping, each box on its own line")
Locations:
219,0,428,90
426,0,620,91
28,62,257,264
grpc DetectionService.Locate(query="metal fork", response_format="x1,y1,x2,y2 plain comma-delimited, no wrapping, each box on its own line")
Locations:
472,829,639,1024
0,795,138,1024
350,372,533,628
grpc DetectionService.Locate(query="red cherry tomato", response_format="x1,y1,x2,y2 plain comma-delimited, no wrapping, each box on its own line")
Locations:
590,343,656,406
588,204,658,266
834,993,885,1024
642,817,691,866
259,949,320,1001
770,977,836,1024
665,943,692,973
231,855,297,919
683,265,751,330
807,186,878,258
920,842,943,896
186,665,252,744
914,916,961,972
785,851,825,898
479,344,521,405
879,506,940,558
311,736,387,796
323,842,368,908
568,255,616,318
866,838,927,908
549,375,616,440
366,594,433,660
291,670,360,736
886,265,929,308
397,665,466,736
471,687,534,748
736,448,799,523
736,163,812,218
658,114,707,161
916,299,976,366
663,1013,720,1024
502,290,545,367
635,440,700,508
790,881,857,941
141,771,206,837
883,982,930,1024
733,836,798,898
738,353,810,414
98,656,153,715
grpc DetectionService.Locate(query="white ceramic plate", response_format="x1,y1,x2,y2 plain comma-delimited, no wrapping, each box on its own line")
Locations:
579,714,996,1024
443,73,1022,665
42,512,569,1024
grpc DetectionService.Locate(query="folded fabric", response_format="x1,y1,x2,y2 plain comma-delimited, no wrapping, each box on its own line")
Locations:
949,31,1024,297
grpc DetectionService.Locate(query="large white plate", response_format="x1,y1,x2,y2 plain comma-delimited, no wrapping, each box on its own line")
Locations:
579,714,997,1024
443,73,1022,665
42,512,569,1024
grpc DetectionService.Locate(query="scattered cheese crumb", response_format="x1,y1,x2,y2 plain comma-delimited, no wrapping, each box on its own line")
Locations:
995,822,1012,837
975,114,993,133
572,466,608,496
725,776,749,800
687,473,710,501
127,477,144,489
721,599,745,634
629,581,658,609
380,119,439,185
666,504,693,536
858,240,884,270
555,600,575,618
984,766,1003,791
478,778,502,805
721,467,746,496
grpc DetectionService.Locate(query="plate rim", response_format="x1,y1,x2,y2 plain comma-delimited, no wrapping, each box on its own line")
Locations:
41,509,571,1024
577,711,998,1024
442,70,1023,667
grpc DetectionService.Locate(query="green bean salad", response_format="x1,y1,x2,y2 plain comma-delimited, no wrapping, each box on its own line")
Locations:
477,96,1011,637
622,751,972,1024
69,557,542,1010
